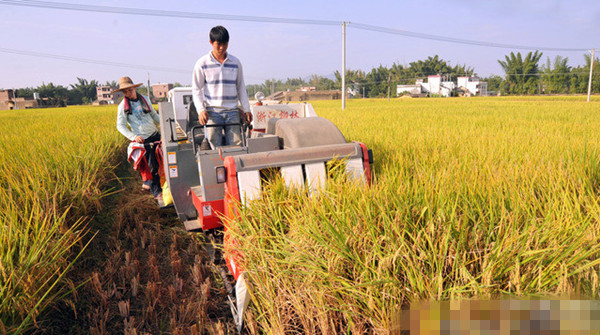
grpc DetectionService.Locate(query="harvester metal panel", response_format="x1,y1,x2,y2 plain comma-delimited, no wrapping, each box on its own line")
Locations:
237,170,261,205
159,102,199,221
305,162,326,195
196,146,248,201
275,117,346,149
281,165,304,188
246,135,279,153
232,142,362,172
251,103,305,130
345,158,366,184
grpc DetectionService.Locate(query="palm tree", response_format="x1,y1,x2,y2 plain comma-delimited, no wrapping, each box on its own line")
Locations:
70,77,98,104
104,80,118,88
541,56,571,94
498,51,543,94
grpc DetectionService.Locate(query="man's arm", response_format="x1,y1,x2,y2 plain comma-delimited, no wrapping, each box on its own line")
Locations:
236,61,251,114
236,60,252,123
191,60,209,125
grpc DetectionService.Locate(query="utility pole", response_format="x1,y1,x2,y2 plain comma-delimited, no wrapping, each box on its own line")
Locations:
387,73,391,101
588,49,595,102
12,87,17,110
341,21,347,110
147,72,152,101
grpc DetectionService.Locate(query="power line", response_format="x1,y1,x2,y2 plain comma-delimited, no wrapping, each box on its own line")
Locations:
349,23,590,52
0,0,340,26
0,0,596,87
0,47,189,73
0,0,593,51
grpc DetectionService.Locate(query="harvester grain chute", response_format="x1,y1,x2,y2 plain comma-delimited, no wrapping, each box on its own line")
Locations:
159,88,374,331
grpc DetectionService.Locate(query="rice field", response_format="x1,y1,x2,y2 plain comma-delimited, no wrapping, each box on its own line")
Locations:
228,96,600,333
0,105,123,333
3,96,600,333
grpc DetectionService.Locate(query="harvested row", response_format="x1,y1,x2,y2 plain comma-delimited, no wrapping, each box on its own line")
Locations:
58,170,233,334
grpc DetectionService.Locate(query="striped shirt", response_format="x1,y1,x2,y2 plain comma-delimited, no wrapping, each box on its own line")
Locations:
191,52,250,114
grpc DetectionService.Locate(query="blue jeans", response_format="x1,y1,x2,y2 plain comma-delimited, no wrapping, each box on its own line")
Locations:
206,110,242,148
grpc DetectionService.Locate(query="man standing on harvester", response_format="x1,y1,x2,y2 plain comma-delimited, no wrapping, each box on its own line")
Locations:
115,76,163,201
191,25,252,149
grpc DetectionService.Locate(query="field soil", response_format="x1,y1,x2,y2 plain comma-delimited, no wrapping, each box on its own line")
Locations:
28,160,236,334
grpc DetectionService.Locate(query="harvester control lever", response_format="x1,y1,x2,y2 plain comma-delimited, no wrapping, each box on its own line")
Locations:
166,118,176,142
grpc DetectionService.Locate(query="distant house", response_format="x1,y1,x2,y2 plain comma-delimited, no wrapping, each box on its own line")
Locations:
0,89,14,102
0,89,39,110
396,84,423,96
420,75,456,97
152,83,173,100
397,75,486,97
457,77,487,96
96,86,123,105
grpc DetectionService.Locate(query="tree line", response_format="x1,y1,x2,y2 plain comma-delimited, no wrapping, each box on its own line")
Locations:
14,78,108,106
247,52,600,98
8,51,600,105
12,78,178,106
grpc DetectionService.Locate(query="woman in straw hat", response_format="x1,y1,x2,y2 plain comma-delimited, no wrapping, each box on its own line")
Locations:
115,76,163,200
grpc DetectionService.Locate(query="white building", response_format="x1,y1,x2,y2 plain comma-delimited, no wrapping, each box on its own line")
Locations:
457,77,488,96
397,75,456,97
397,75,486,97
396,84,422,95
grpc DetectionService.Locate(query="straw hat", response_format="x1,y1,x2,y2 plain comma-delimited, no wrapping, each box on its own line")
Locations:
113,76,143,93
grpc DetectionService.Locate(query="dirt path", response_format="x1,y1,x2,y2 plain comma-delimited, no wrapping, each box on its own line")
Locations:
30,161,237,334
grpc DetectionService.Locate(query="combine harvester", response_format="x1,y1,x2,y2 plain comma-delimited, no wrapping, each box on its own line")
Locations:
158,88,373,331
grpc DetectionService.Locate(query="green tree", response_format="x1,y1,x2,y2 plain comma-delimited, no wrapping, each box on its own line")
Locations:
498,51,543,94
407,55,452,77
364,65,390,98
452,63,475,77
569,53,600,94
334,69,367,97
404,55,474,81
15,87,34,99
308,74,336,90
70,77,98,104
283,77,306,89
245,83,264,98
541,56,571,94
37,82,69,106
481,75,504,95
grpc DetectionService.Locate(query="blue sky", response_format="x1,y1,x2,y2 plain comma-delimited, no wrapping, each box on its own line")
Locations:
0,0,598,89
